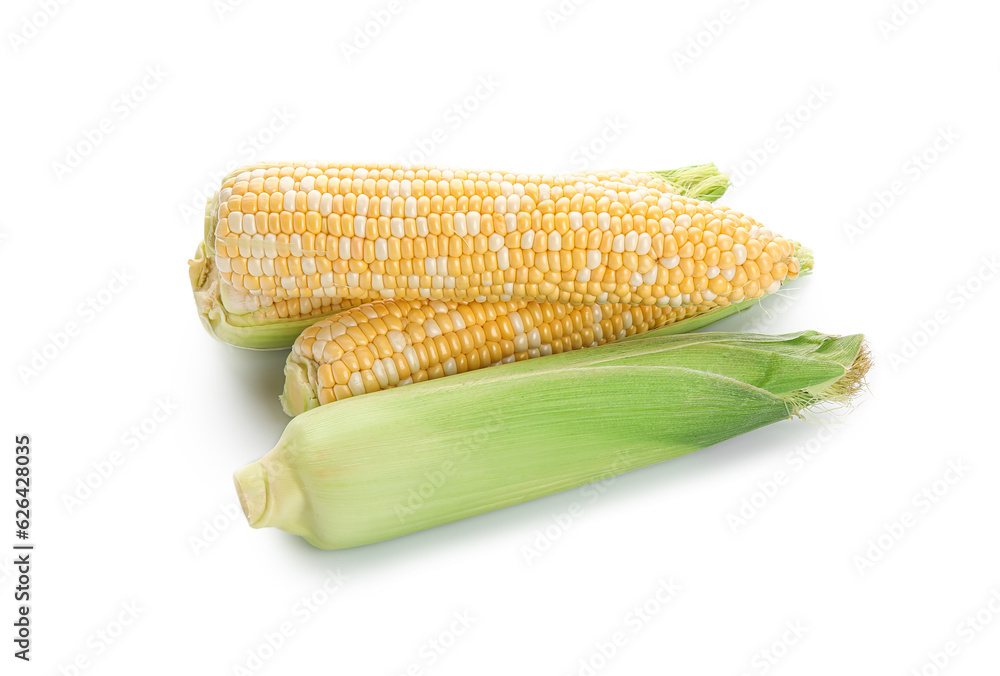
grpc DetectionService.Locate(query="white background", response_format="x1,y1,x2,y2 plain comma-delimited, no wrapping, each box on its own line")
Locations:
2,0,999,673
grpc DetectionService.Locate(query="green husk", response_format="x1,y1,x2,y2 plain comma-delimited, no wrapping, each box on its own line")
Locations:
190,163,733,350
235,330,869,550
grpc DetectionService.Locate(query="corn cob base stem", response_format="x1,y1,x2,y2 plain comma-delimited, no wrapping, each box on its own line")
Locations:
189,241,336,350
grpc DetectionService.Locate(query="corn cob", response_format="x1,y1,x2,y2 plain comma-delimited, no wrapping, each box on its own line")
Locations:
190,162,731,349
236,331,870,550
280,293,788,414
214,162,797,305
189,162,800,349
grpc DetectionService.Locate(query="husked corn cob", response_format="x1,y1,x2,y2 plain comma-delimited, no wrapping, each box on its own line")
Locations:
281,295,779,414
213,162,800,307
190,163,727,349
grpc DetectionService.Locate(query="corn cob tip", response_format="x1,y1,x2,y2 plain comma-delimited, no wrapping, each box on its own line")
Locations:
838,339,871,397
188,242,222,339
234,462,268,527
781,333,870,418
791,242,814,276
812,338,871,407
190,241,339,350
281,352,320,416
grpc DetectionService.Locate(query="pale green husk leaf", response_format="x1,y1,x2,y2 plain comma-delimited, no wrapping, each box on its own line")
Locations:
236,330,868,549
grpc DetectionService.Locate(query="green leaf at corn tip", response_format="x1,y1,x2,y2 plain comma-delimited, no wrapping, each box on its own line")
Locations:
235,330,869,550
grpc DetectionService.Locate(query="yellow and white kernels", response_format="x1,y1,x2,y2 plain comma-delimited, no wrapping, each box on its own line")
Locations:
214,162,799,312
293,297,713,404
255,295,367,321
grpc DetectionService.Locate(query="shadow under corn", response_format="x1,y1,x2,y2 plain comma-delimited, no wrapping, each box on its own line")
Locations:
216,343,292,434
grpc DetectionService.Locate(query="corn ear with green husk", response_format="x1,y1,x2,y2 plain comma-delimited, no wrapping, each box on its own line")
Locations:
189,162,736,350
234,330,869,550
